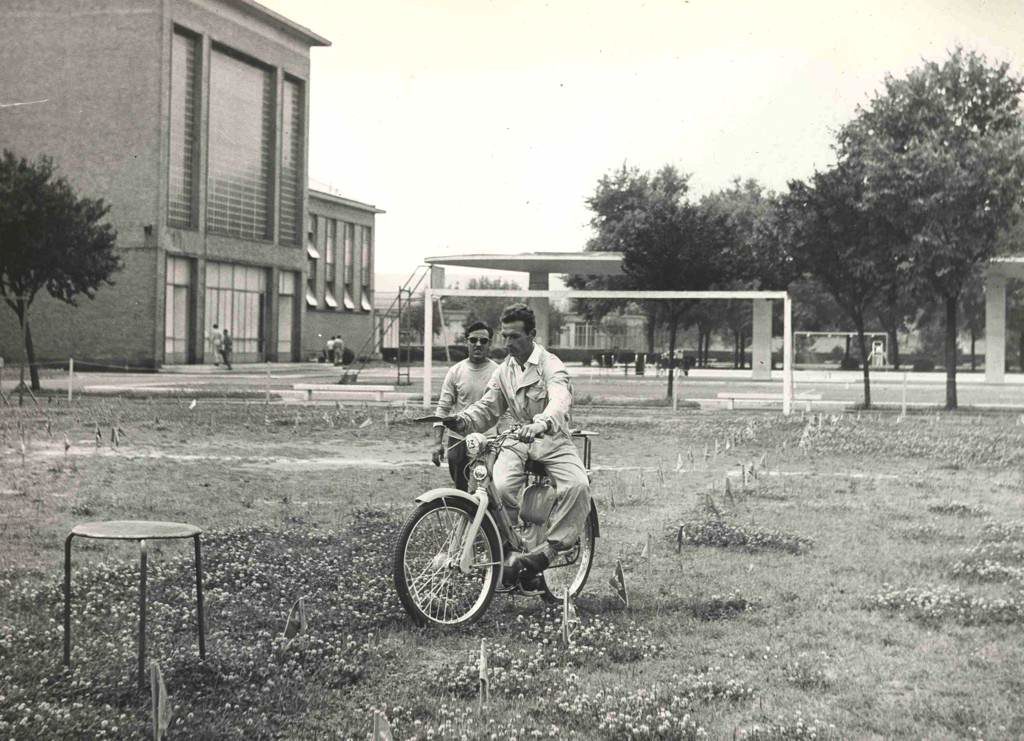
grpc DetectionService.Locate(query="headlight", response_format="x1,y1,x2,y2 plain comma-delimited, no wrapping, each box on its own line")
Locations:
472,464,488,480
465,432,487,457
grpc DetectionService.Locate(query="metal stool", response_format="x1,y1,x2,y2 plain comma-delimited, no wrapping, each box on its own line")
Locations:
63,520,206,687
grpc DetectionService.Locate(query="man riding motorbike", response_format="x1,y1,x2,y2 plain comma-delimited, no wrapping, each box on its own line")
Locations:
442,303,591,594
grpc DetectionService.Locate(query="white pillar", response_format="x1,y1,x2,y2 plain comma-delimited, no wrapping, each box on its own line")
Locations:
783,295,793,416
751,298,772,380
985,272,1006,384
422,288,434,407
528,272,550,347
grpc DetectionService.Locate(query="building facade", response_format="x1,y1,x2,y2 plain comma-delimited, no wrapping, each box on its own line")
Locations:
303,191,381,361
0,0,376,368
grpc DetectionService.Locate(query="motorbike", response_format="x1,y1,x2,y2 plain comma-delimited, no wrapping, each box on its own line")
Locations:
393,420,600,626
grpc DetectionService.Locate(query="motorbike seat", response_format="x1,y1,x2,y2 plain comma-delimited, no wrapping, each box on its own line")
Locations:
524,459,548,477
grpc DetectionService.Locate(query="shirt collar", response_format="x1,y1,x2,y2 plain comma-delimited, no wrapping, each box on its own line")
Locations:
514,343,542,371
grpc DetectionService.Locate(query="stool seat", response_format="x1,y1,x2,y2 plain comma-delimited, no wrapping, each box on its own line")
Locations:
71,520,201,540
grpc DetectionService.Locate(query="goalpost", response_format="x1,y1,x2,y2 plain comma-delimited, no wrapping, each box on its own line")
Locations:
421,288,794,415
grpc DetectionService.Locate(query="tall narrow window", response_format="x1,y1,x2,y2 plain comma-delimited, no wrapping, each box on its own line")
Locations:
208,48,274,240
342,222,355,310
168,30,199,228
360,225,372,311
279,77,304,244
305,215,319,307
324,219,338,308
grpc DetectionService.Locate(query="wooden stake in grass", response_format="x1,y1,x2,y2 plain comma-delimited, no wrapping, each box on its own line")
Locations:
478,638,489,710
676,524,685,553
110,426,119,448
674,452,685,473
150,661,171,741
371,710,394,741
63,432,71,459
94,423,102,447
609,559,629,608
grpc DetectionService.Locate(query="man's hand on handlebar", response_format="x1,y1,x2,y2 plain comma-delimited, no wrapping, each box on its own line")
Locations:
515,421,548,443
441,416,466,434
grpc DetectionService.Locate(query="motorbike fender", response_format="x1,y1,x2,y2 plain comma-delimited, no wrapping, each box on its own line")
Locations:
414,487,505,563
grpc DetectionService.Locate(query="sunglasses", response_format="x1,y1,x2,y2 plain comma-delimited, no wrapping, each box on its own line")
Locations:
467,337,491,345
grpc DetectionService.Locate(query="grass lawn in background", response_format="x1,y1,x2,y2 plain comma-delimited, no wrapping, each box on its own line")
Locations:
2,398,1024,739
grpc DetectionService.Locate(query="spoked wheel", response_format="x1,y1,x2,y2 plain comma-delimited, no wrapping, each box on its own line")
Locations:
394,498,502,626
541,504,598,604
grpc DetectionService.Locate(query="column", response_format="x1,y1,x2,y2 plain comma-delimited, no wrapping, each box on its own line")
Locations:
985,272,1006,384
751,298,772,380
528,272,550,347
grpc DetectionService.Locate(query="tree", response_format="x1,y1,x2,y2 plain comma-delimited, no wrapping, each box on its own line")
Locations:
786,162,899,408
838,48,1024,408
585,164,733,398
0,151,120,390
701,179,798,369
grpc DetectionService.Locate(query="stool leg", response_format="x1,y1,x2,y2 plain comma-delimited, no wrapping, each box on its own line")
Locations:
63,534,74,666
194,534,206,659
139,539,147,690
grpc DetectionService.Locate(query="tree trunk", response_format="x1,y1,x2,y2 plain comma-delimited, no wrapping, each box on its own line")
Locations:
854,320,872,409
944,294,958,410
889,328,900,370
645,308,656,354
970,330,976,372
733,330,740,369
16,300,41,391
666,313,679,400
704,330,711,367
843,336,851,367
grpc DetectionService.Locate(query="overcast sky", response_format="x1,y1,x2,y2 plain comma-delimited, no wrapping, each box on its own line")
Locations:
262,0,1024,289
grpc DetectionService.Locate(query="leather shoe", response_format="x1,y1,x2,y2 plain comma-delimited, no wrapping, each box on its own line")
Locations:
517,571,547,596
502,548,551,587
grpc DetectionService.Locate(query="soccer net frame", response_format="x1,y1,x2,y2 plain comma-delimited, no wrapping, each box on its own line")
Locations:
422,288,795,415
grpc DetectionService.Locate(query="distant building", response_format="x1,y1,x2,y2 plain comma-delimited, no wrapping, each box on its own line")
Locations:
0,0,379,367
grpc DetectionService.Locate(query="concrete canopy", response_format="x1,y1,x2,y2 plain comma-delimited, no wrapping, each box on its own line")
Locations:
424,252,624,275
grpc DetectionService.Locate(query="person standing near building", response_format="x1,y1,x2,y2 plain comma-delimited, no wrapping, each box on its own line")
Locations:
210,323,223,366
333,334,346,366
326,336,336,364
220,328,233,370
431,321,499,490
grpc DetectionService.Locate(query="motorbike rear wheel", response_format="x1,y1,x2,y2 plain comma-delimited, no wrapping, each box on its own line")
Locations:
393,498,502,626
540,504,598,604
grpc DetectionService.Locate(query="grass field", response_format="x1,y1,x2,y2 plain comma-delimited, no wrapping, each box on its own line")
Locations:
2,397,1024,739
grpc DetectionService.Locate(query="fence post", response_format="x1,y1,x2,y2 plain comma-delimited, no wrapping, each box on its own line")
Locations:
68,358,74,403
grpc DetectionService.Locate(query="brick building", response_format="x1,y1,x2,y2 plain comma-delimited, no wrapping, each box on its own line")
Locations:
0,0,379,367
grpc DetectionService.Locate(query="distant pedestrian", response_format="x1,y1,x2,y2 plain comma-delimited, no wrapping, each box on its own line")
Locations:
333,335,346,366
210,324,223,366
221,329,233,370
326,336,337,364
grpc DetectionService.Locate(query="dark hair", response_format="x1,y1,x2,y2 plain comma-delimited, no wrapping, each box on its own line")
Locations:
465,321,492,339
500,303,535,334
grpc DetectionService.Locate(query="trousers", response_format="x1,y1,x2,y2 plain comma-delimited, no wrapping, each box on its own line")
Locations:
492,436,590,553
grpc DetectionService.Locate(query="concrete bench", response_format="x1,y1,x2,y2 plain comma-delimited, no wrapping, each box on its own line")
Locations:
293,383,400,402
714,391,822,411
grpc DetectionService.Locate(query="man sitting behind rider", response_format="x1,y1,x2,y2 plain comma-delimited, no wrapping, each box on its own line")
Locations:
444,303,591,592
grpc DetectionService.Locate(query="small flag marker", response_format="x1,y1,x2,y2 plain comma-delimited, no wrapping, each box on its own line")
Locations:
283,596,307,648
150,661,171,741
609,559,629,608
478,638,490,709
560,590,580,647
371,709,394,741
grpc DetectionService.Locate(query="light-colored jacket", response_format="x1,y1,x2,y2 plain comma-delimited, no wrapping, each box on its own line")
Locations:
457,344,573,451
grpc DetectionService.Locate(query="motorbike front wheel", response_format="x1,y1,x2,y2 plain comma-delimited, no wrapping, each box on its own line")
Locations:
393,498,502,626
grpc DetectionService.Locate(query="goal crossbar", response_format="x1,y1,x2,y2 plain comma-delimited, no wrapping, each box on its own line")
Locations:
421,288,795,415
